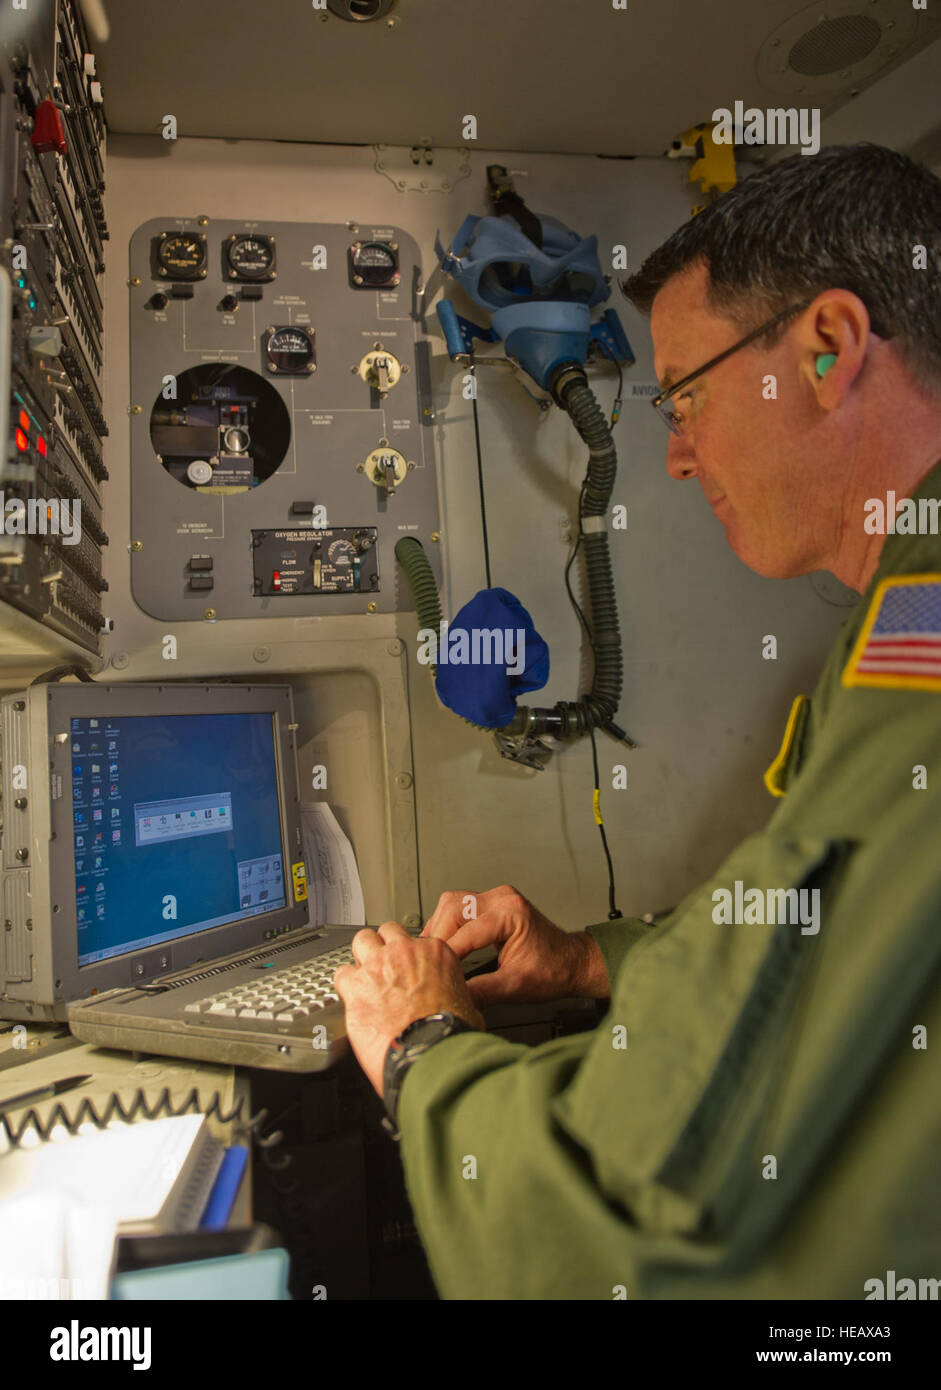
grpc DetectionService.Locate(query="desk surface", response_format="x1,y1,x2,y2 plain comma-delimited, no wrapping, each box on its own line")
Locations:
0,1023,252,1227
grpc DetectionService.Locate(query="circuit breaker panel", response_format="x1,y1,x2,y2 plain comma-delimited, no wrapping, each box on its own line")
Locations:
128,217,441,620
0,0,110,653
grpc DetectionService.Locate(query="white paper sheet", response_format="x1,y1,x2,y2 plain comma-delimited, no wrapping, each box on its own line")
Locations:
301,803,366,927
0,1194,116,1300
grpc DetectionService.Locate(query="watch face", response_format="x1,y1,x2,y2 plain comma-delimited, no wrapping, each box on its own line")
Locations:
400,1012,454,1042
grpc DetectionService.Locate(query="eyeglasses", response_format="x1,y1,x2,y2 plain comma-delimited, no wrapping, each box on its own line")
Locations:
651,299,814,436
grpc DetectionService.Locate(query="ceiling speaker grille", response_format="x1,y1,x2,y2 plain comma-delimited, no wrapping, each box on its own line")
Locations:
787,14,883,76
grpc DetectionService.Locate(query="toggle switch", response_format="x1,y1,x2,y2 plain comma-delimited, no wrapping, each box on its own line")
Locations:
31,99,67,156
28,325,63,357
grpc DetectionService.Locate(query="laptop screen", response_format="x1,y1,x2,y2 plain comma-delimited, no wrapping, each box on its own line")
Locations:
71,711,287,966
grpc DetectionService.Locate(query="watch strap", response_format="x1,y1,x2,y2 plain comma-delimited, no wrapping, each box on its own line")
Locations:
381,1012,479,1140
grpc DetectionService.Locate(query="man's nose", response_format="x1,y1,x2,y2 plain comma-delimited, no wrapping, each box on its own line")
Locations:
665,432,697,481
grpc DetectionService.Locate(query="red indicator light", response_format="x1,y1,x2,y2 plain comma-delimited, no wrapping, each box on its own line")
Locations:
272,571,281,591
37,436,47,457
18,410,30,432
15,427,28,451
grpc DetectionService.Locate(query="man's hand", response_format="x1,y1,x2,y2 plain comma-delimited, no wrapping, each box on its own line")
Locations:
333,922,486,1097
422,884,610,1006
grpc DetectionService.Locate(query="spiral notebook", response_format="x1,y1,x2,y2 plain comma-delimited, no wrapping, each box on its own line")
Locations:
0,1112,224,1235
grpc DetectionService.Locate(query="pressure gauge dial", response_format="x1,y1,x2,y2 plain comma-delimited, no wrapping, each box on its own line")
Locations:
327,539,356,572
155,232,208,280
348,240,400,289
262,325,317,375
223,233,276,282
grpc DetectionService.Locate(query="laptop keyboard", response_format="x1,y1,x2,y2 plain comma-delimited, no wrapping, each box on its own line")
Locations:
183,944,355,1024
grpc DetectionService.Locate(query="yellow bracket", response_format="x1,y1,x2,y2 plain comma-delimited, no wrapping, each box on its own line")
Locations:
671,122,738,210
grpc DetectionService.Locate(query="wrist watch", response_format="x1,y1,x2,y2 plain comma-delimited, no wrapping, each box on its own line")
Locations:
381,1011,479,1141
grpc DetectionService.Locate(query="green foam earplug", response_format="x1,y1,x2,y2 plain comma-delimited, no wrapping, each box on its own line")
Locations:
816,354,837,377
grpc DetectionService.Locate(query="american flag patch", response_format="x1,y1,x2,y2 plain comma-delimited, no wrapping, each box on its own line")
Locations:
842,574,941,690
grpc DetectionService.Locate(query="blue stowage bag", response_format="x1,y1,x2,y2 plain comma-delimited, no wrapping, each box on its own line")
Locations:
434,587,549,728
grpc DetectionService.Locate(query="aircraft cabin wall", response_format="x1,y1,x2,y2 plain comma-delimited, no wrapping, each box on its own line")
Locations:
3,4,940,939
81,134,854,935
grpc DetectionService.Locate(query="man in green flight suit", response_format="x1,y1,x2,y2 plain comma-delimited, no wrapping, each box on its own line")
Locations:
333,143,941,1299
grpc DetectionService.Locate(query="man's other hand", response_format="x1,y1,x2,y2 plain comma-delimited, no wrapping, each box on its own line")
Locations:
422,885,610,1006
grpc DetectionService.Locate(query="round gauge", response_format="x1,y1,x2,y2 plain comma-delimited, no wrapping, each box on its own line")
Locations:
348,240,400,289
156,232,207,280
224,233,276,282
327,539,355,565
263,325,316,375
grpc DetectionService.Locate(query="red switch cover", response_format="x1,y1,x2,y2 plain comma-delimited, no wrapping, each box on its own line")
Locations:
32,99,67,156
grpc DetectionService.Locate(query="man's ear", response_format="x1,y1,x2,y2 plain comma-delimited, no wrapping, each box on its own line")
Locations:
800,290,870,397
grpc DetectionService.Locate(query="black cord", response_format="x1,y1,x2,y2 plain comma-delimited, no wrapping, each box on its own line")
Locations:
593,336,624,418
562,380,623,921
0,1084,284,1155
468,353,493,590
563,477,591,640
29,664,96,685
589,724,621,920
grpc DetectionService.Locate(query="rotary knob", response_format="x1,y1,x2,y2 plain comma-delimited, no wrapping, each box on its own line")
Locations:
186,459,214,486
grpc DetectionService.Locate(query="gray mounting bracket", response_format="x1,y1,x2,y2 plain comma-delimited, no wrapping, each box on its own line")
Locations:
374,143,472,193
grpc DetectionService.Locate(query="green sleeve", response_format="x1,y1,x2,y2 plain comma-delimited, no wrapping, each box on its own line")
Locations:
584,916,653,990
396,1027,621,1299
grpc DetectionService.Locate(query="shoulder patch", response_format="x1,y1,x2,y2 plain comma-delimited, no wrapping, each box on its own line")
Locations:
842,573,941,691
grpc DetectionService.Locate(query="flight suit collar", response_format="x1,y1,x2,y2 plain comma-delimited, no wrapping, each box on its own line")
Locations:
868,455,941,585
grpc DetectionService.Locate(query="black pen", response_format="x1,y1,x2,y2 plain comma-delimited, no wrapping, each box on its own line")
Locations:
0,1074,92,1118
